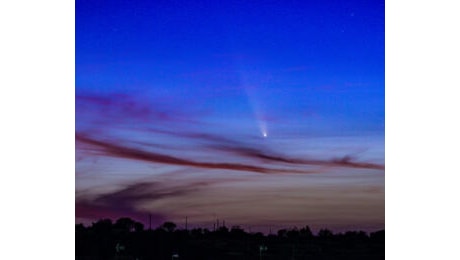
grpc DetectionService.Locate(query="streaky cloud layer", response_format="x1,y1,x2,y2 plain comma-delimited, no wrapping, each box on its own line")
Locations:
76,132,383,174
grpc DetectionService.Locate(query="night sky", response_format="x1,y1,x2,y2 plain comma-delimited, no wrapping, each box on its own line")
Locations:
76,0,384,233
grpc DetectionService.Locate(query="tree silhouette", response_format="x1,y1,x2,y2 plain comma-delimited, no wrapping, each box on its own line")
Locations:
114,217,136,232
318,228,333,238
134,221,144,232
161,221,177,232
277,228,288,238
75,223,85,232
300,225,313,239
76,217,384,260
287,227,300,239
216,225,229,234
92,218,113,233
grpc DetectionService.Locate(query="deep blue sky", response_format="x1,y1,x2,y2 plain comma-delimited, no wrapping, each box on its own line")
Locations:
76,0,384,232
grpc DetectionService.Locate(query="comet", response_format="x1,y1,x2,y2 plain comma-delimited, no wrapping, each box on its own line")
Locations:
260,121,268,138
234,64,269,139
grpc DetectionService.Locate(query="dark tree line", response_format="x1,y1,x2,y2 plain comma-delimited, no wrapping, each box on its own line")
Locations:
76,217,384,260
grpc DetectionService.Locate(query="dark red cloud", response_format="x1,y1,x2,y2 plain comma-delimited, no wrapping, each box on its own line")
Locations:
76,92,203,126
147,130,384,171
143,128,384,170
76,132,383,175
75,200,165,226
76,180,220,226
216,145,385,170
76,133,321,174
76,182,167,225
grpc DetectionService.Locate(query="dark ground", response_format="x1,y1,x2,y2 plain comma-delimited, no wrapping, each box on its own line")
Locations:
76,218,384,260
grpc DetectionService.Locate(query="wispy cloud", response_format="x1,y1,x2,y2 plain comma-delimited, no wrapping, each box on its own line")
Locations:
76,92,204,127
142,128,384,170
76,133,321,174
76,131,383,174
76,180,221,225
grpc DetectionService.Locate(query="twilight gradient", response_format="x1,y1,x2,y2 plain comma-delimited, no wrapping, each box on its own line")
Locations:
76,0,384,233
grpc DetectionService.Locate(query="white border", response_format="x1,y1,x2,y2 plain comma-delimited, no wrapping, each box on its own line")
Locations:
0,1,75,258
386,0,460,258
3,0,460,258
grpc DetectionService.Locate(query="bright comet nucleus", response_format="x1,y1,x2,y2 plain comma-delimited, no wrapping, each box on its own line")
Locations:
260,122,268,138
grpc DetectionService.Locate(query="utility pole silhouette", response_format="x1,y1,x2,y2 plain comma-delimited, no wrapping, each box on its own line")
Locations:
149,214,152,230
185,216,188,231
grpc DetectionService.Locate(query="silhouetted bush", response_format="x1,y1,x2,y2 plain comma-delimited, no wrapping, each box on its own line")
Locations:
75,217,385,260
